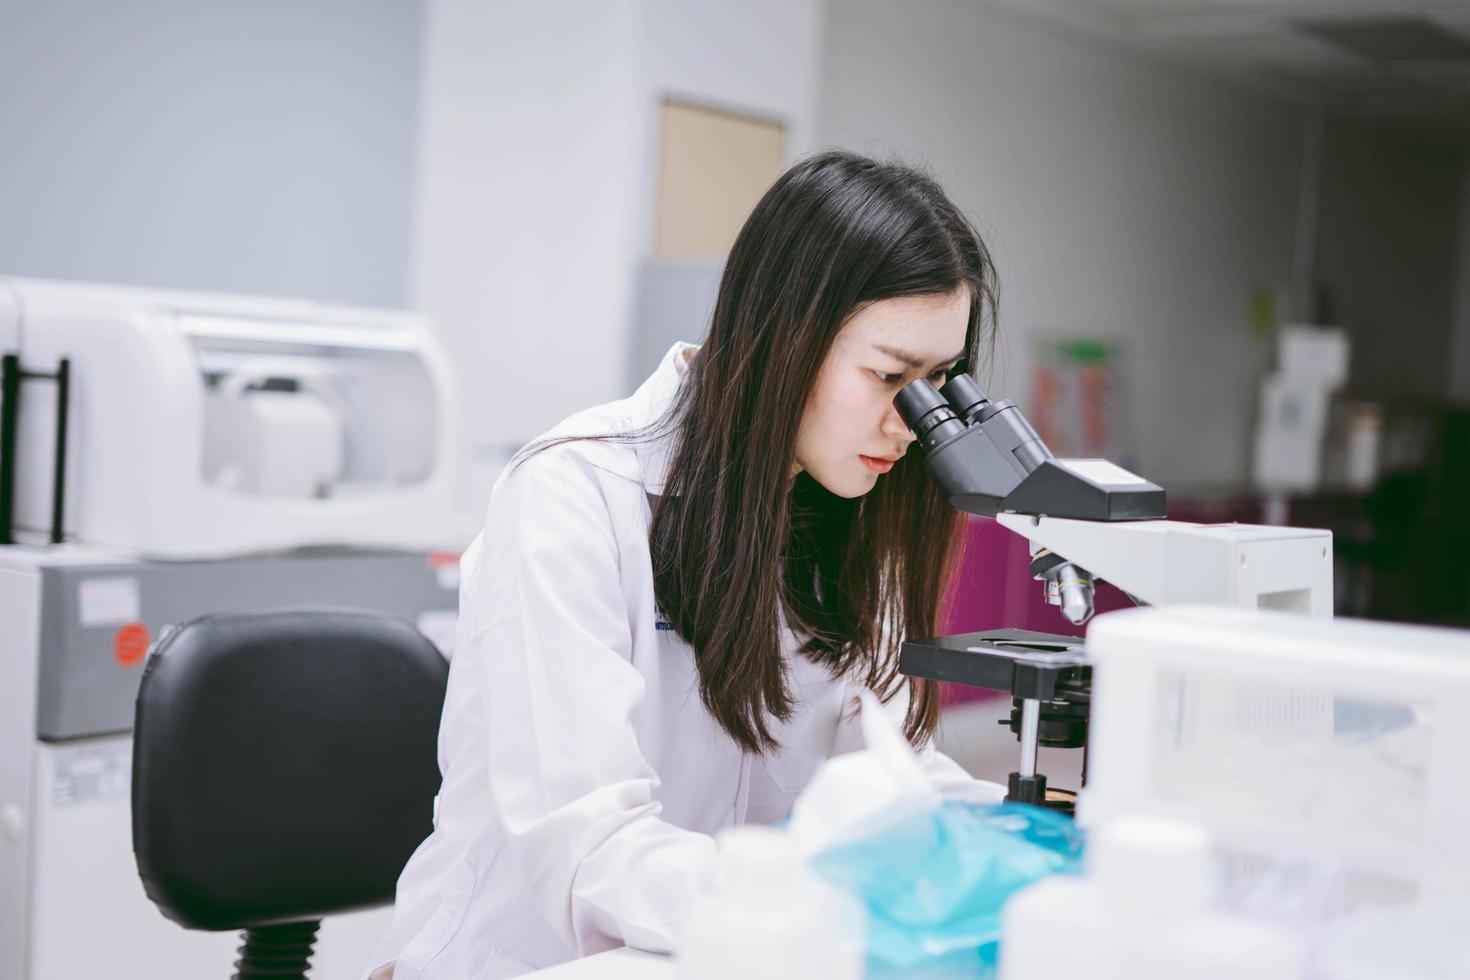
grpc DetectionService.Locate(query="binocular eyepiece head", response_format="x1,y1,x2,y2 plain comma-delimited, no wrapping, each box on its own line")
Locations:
894,373,990,448
938,373,989,421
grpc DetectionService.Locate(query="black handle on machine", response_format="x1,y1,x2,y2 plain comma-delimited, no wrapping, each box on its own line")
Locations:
1,353,72,545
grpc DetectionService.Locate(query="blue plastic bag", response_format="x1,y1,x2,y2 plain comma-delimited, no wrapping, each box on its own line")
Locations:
809,802,1085,979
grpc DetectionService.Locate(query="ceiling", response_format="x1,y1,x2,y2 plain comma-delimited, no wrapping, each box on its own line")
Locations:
998,1,1470,137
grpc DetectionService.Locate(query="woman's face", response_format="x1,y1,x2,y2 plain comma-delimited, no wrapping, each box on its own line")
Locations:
794,289,971,498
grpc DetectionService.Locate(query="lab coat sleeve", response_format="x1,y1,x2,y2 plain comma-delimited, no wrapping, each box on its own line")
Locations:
468,453,717,957
832,681,1006,805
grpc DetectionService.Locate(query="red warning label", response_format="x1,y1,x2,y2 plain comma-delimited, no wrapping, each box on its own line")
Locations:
114,622,150,667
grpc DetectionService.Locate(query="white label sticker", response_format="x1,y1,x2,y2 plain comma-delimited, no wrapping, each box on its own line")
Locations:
1060,459,1148,486
77,576,141,628
52,741,132,807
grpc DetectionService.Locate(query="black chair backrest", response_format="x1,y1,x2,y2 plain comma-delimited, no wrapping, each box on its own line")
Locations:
132,607,448,938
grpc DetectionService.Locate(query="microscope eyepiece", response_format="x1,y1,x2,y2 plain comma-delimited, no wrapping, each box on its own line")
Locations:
895,380,966,450
894,379,947,426
940,373,990,423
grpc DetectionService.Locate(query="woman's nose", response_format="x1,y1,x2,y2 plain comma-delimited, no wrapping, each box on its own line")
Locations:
882,404,917,443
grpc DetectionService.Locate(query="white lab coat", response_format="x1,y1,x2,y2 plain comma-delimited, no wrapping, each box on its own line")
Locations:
366,343,1001,979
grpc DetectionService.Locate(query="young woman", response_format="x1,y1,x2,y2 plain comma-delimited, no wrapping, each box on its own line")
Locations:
368,150,1005,979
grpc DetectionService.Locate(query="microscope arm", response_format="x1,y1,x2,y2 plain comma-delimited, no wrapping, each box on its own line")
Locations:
995,513,1335,618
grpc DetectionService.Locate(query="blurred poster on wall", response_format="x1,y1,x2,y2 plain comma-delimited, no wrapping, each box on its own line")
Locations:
1031,338,1134,468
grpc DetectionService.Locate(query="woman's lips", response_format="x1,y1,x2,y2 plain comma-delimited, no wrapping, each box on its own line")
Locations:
860,454,898,474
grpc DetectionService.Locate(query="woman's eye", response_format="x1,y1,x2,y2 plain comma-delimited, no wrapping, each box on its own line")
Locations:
873,366,954,385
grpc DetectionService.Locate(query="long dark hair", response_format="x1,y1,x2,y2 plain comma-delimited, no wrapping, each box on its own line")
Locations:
650,150,1000,753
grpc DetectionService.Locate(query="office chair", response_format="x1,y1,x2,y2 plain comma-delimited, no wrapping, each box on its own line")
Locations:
131,608,449,979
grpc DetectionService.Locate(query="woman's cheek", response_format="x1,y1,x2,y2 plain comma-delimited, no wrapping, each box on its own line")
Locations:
833,373,875,412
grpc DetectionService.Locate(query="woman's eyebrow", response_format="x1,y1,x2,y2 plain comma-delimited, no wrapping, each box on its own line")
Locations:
873,344,966,369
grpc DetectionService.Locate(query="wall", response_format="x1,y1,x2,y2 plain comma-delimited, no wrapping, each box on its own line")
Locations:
0,0,1333,507
0,0,420,308
623,0,827,386
411,0,643,520
414,0,826,527
1313,122,1465,403
820,0,1310,486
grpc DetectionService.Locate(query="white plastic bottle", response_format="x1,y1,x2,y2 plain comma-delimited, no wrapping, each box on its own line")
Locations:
999,815,1301,980
675,826,864,980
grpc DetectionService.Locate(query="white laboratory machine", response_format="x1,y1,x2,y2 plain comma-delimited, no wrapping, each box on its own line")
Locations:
1080,605,1470,975
0,277,464,980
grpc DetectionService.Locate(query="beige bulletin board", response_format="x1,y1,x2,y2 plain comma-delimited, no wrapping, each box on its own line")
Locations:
655,101,785,259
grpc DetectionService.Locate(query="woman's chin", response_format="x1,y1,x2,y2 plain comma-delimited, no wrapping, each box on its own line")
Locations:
807,466,880,499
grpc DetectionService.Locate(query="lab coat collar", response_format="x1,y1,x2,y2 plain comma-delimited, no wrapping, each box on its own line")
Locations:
626,341,697,497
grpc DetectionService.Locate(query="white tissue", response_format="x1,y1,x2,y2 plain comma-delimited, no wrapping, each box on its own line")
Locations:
786,690,940,855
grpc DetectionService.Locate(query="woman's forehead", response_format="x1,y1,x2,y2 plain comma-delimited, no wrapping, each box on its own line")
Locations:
839,291,970,355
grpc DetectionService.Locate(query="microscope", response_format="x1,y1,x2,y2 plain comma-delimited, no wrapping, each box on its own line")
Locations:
893,375,1333,812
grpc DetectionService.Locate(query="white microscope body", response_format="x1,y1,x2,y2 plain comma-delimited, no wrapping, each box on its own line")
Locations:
892,370,1333,627
996,512,1334,621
